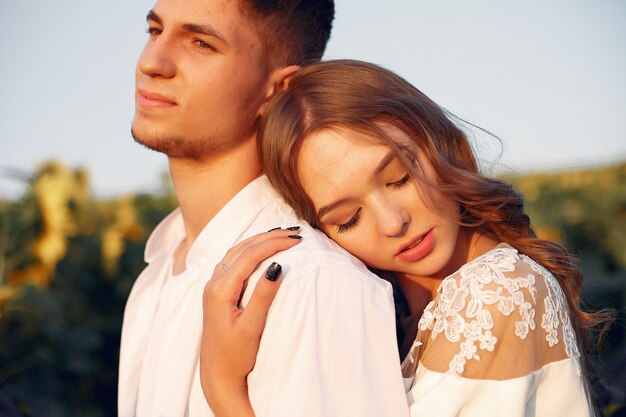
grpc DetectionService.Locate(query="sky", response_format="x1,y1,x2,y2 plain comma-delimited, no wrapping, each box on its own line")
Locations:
1,0,625,199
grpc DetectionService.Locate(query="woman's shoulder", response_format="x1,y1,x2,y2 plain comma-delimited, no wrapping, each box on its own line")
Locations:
458,242,538,278
414,243,581,379
438,242,556,307
420,243,544,331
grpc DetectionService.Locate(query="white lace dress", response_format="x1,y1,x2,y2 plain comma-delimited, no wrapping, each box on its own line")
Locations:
402,243,593,416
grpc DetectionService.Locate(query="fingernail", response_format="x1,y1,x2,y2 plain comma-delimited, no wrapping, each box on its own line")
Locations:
265,262,282,281
267,227,281,232
287,235,302,240
286,226,301,231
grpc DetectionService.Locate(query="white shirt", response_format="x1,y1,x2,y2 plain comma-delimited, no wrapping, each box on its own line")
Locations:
118,175,409,417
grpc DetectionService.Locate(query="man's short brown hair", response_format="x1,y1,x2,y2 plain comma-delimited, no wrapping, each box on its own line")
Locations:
239,0,334,67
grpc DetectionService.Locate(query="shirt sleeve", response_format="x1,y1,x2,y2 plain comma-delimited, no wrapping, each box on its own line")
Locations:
246,259,410,417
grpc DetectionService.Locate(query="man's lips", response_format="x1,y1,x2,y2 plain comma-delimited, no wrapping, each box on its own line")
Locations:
137,89,177,108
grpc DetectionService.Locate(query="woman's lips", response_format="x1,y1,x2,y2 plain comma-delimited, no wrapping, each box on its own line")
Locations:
396,229,435,262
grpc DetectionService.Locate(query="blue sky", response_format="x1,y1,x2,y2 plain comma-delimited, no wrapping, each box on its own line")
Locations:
1,0,625,198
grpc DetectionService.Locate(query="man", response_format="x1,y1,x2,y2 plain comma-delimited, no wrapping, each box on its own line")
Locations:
118,0,409,416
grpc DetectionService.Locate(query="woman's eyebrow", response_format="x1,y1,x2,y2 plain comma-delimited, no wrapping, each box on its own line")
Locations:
317,197,351,219
374,151,397,176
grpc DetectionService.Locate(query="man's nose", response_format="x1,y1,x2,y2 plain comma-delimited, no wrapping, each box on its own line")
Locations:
137,36,176,79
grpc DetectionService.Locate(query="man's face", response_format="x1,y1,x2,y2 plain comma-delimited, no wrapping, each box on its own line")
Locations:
132,0,273,160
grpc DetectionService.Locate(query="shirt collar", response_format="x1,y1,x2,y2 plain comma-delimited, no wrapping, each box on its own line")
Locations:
144,175,280,268
144,208,185,263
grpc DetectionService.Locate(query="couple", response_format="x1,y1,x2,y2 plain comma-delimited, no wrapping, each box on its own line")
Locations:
119,0,600,416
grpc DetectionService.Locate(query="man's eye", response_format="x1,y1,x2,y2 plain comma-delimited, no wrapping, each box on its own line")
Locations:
146,27,162,36
194,39,215,51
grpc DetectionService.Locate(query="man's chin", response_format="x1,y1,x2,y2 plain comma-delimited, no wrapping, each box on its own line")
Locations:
130,128,209,161
131,128,169,154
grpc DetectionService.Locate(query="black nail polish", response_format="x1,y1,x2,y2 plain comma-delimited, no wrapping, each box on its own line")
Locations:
267,227,281,232
287,235,302,240
286,226,301,231
265,262,282,281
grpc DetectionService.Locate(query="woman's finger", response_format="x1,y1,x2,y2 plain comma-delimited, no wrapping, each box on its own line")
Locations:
204,232,302,305
240,262,283,335
217,234,301,298
217,227,301,272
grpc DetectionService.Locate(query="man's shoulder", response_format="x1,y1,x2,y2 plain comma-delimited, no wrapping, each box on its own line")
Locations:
275,223,391,293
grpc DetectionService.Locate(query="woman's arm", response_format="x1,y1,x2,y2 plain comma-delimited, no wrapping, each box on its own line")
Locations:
200,228,302,417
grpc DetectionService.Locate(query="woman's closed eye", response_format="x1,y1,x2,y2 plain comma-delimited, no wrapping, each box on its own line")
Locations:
388,173,410,189
336,208,361,234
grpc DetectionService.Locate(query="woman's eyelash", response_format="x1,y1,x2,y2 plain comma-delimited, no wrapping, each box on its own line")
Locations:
389,174,410,188
336,208,361,234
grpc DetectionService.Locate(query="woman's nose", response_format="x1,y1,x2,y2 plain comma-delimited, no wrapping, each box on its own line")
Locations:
377,199,411,238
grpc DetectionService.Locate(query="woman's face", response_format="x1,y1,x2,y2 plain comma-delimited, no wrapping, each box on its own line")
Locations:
297,125,462,279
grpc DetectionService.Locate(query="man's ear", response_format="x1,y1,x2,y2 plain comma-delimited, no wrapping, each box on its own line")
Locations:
268,64,300,96
272,64,300,93
258,65,300,116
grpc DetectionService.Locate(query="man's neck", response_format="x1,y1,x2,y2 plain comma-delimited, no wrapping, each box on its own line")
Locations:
168,138,262,257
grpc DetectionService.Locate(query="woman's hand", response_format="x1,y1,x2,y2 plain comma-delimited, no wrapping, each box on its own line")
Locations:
200,227,303,417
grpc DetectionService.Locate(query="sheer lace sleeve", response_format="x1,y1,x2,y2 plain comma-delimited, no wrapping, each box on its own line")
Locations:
401,245,591,417
413,245,581,379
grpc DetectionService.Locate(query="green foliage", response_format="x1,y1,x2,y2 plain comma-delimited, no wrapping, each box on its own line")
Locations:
0,193,41,277
0,163,175,416
505,163,626,269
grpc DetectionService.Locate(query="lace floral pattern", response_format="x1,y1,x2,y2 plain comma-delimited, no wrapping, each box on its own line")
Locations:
418,245,581,376
522,254,581,370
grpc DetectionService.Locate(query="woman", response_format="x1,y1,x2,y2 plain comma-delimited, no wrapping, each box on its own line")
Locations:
200,60,606,416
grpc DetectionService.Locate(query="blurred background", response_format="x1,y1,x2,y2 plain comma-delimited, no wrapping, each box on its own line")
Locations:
1,1,625,416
